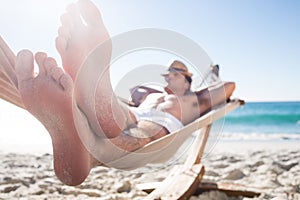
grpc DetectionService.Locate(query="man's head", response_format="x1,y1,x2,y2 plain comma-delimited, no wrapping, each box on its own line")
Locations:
162,60,193,94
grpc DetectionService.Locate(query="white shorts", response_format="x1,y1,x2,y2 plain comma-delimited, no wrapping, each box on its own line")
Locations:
130,107,183,133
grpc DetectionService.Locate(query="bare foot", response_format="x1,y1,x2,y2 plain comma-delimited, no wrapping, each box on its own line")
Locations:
55,0,111,81
15,50,91,186
56,0,126,139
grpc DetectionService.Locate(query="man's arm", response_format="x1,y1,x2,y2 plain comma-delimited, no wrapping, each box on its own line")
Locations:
195,82,236,116
130,86,163,107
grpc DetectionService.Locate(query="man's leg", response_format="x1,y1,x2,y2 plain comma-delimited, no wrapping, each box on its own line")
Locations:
13,50,153,185
15,50,91,186
56,0,129,138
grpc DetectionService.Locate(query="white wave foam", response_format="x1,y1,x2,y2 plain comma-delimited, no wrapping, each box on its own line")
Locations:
220,132,300,141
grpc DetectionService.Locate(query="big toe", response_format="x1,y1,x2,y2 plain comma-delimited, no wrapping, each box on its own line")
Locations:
66,3,83,28
77,0,103,26
16,50,34,83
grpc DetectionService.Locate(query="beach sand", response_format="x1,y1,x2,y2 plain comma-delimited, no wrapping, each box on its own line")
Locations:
0,140,299,200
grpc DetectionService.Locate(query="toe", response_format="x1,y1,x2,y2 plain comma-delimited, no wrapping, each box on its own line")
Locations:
15,50,34,83
35,52,47,75
60,73,73,91
58,26,70,38
55,36,68,54
50,67,64,82
66,3,83,28
78,0,103,26
60,13,73,27
44,57,59,75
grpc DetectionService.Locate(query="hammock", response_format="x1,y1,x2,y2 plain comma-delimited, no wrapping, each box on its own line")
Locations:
0,36,244,199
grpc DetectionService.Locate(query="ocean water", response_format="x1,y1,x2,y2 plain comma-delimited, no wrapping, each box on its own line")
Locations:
1,99,300,155
221,101,300,141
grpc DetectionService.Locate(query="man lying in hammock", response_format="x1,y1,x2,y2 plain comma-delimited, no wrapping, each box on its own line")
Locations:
14,0,235,186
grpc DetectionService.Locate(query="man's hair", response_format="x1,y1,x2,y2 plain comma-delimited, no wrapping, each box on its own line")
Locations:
171,60,192,88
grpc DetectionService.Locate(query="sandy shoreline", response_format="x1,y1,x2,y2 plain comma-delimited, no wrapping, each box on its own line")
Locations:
0,140,299,200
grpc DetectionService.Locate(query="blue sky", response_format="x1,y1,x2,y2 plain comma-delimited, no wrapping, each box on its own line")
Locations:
0,0,299,102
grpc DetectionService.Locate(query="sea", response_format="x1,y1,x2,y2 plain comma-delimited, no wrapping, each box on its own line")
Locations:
0,100,300,155
220,101,300,141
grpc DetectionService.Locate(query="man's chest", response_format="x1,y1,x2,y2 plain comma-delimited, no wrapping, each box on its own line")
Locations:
143,93,197,109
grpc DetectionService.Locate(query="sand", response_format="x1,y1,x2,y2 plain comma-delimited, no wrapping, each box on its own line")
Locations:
0,140,299,200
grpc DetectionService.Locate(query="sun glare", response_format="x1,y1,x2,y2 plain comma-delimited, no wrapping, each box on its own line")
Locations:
17,0,75,72
27,0,73,18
